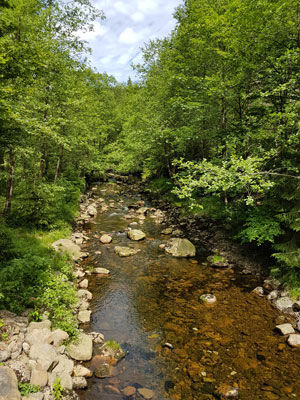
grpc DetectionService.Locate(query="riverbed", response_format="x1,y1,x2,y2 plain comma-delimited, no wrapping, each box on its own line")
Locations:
78,183,300,400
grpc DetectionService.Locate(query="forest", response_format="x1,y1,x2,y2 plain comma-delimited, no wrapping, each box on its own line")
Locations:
1,0,300,330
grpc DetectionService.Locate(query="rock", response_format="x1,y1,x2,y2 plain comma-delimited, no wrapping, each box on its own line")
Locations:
67,333,93,361
78,300,90,311
30,367,48,387
163,343,174,350
0,350,10,362
51,239,82,261
287,334,300,348
274,297,294,312
137,388,155,399
74,269,85,279
25,328,52,346
128,222,138,227
100,234,112,244
48,330,69,347
165,238,196,258
79,279,88,289
0,366,21,400
78,311,91,324
89,332,105,344
29,343,58,371
6,355,31,383
199,294,217,304
87,205,97,217
22,343,30,355
27,320,51,334
252,287,264,296
292,301,300,311
276,324,295,335
127,229,146,241
263,278,281,290
24,393,44,400
94,363,113,378
48,355,74,390
161,228,173,235
77,289,92,302
93,268,110,275
73,365,92,378
114,246,139,257
72,377,87,389
216,384,239,398
105,385,120,395
123,386,136,397
267,290,278,301
159,244,166,250
99,342,125,362
136,207,148,215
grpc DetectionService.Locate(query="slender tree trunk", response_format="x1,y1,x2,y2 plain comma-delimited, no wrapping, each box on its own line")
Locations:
54,145,63,183
0,148,5,171
3,146,15,216
39,143,46,180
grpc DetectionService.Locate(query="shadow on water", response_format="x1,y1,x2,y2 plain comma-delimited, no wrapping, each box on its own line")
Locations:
78,183,300,400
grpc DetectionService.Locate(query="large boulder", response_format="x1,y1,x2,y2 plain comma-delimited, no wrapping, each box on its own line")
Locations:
127,229,146,241
67,333,93,361
29,343,58,371
165,238,196,258
52,239,81,261
0,366,21,400
114,246,139,257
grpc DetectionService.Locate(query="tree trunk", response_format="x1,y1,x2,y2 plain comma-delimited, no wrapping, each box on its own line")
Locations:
54,145,63,183
3,146,15,216
0,148,5,171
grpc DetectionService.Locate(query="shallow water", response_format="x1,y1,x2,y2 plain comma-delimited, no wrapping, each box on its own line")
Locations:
78,183,300,400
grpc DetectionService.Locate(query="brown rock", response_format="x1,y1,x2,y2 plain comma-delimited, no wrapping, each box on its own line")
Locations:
137,388,155,399
123,386,136,397
105,385,121,395
100,234,112,244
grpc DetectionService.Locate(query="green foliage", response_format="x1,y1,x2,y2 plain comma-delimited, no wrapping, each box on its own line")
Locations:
52,378,63,400
18,383,41,397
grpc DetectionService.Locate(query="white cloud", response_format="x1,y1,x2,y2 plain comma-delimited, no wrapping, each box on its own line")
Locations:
100,56,113,65
137,0,159,14
114,1,132,14
117,54,131,65
119,27,139,44
131,11,145,22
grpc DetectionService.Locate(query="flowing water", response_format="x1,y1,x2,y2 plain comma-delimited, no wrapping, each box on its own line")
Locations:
78,183,300,400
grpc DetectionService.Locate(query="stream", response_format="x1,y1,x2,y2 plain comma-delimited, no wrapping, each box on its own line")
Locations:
78,183,300,400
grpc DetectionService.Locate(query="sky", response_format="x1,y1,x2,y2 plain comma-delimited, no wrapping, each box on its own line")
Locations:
78,0,182,82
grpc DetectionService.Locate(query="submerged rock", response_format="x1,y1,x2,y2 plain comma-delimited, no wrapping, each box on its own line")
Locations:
100,234,112,244
127,229,146,241
161,228,173,235
207,255,229,268
137,388,155,399
199,294,217,304
165,238,196,258
114,246,140,257
93,268,110,275
122,386,136,397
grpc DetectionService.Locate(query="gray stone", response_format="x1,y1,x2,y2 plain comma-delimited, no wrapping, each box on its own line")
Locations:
29,343,58,371
114,246,139,257
78,300,90,311
24,394,44,400
89,332,105,344
276,323,295,335
27,320,51,334
274,297,294,312
87,205,97,217
165,238,196,258
78,311,91,324
67,333,93,361
72,377,87,389
30,368,48,387
77,289,92,302
127,229,146,241
287,334,300,348
22,343,30,355
93,268,110,275
0,366,21,400
6,355,31,383
267,290,278,301
48,355,74,390
51,239,82,261
25,328,52,346
137,388,155,399
78,279,88,289
252,287,264,296
199,294,217,304
0,350,10,362
48,330,69,347
73,365,92,378
100,234,112,244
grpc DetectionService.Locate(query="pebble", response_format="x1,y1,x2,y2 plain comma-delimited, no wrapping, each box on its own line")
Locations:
199,294,217,304
93,268,110,275
100,234,112,244
79,279,88,289
252,287,264,296
137,388,155,399
287,334,300,348
105,385,121,395
164,343,174,350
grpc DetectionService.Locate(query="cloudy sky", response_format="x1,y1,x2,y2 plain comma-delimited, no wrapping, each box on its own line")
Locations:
79,0,182,82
